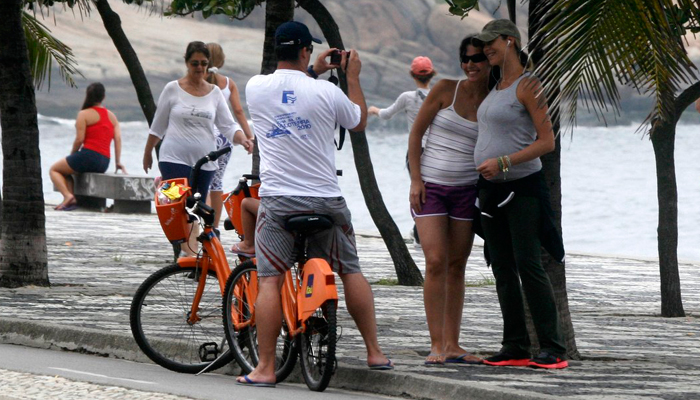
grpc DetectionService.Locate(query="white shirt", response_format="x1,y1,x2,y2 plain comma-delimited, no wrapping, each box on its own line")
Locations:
378,88,429,146
149,81,241,171
246,69,361,197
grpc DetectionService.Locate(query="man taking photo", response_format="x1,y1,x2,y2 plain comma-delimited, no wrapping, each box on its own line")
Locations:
238,21,393,387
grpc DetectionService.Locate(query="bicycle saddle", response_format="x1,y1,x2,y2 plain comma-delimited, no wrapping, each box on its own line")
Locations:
284,214,333,234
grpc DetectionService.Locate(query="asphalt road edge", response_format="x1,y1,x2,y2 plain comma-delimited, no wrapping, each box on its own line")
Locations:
0,318,554,400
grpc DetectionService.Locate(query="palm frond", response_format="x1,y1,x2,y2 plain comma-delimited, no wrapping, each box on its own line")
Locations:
22,10,83,90
166,0,263,20
533,0,700,134
23,0,93,19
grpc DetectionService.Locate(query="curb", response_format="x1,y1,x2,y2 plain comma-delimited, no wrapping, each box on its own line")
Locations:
0,318,554,400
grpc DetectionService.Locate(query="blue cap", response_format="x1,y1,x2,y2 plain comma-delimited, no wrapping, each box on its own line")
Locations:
275,21,322,47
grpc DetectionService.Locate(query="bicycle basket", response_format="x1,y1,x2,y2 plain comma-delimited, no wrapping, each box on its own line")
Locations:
155,178,192,244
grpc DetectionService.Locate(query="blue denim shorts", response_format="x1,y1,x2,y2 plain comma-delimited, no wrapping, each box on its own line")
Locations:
66,148,110,173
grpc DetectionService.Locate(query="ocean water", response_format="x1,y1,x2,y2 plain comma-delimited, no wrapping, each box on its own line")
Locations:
2,115,699,262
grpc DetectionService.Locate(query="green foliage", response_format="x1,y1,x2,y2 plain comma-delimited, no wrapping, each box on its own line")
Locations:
167,0,263,19
22,11,82,90
532,0,700,132
444,0,479,18
465,274,496,287
23,0,92,15
374,278,399,286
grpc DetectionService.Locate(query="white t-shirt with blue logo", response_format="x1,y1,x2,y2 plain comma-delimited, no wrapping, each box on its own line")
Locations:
246,69,361,197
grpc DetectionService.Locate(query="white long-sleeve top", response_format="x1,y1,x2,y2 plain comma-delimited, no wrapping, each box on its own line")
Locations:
149,81,241,171
377,88,429,146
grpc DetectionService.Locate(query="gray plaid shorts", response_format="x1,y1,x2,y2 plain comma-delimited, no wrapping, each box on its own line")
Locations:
254,196,361,277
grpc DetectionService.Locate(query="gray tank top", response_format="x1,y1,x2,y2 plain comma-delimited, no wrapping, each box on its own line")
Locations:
420,80,479,186
474,73,541,181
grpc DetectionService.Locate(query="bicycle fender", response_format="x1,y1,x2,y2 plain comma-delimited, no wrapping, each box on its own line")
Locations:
298,258,339,322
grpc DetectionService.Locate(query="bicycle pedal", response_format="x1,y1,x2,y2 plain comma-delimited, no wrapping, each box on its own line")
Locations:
198,342,219,362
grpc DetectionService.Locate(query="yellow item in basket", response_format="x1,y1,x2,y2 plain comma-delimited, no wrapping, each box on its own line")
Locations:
161,183,190,200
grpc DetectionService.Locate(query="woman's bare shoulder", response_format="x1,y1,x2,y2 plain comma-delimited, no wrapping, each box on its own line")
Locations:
107,109,119,124
432,78,458,92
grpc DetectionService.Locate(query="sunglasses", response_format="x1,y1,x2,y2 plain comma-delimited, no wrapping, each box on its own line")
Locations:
306,44,314,54
460,53,488,64
189,60,209,67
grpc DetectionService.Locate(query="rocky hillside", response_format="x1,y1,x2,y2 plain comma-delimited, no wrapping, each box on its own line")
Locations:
34,0,516,121
33,0,699,125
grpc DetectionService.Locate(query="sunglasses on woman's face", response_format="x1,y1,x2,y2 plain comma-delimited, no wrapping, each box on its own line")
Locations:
461,53,488,64
189,60,209,67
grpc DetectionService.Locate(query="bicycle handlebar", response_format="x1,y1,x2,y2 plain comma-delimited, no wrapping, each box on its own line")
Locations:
190,147,232,194
232,174,260,197
185,147,231,226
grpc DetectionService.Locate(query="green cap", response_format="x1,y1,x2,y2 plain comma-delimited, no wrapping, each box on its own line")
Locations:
475,19,521,43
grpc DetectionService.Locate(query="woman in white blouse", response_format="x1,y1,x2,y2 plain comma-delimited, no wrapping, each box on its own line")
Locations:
143,41,253,254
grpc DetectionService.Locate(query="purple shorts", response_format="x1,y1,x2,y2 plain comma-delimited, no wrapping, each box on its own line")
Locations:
411,182,478,221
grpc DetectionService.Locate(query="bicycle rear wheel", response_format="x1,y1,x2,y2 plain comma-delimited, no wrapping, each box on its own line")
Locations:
298,299,337,392
130,263,232,374
222,260,297,382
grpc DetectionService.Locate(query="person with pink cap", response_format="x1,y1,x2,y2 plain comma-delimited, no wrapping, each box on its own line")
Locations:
369,56,435,141
369,56,437,244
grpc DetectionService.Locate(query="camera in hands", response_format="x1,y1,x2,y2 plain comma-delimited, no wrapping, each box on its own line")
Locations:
330,49,345,65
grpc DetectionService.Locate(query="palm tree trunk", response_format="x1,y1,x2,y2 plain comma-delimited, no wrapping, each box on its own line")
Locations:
507,0,516,21
647,82,700,318
251,0,294,177
529,0,579,359
93,0,156,125
296,0,423,286
650,118,684,317
0,0,49,288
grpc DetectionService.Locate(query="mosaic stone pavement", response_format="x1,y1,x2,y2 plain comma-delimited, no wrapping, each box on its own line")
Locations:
0,207,699,399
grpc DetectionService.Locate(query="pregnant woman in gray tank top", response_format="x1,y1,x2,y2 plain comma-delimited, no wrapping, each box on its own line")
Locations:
474,19,568,369
407,36,496,366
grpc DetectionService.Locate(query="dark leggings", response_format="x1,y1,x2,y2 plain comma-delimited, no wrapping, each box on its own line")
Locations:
479,194,566,357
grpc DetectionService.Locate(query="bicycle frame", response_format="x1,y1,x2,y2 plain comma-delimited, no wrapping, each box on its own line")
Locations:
177,226,231,325
283,258,339,336
230,255,338,336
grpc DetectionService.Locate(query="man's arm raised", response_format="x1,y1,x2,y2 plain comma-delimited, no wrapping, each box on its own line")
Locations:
342,50,367,132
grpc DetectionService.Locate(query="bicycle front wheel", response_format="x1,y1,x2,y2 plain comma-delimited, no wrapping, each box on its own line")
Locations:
222,260,297,382
298,299,337,392
130,264,232,374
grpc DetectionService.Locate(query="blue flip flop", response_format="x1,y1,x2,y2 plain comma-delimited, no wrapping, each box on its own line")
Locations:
445,353,483,364
236,375,275,388
57,204,78,211
369,359,394,370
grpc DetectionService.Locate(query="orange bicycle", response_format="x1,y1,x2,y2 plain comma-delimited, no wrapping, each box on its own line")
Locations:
222,209,340,391
130,147,236,374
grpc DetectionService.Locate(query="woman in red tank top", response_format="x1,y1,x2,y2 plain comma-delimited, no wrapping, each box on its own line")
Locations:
49,83,126,211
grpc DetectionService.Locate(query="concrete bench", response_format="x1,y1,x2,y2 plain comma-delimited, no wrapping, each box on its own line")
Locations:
71,173,155,214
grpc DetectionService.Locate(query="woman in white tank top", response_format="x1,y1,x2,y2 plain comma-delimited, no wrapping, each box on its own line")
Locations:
205,43,255,233
407,36,495,366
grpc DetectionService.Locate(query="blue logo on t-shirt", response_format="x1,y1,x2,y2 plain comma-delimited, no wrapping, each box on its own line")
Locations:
282,90,297,104
267,125,293,138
